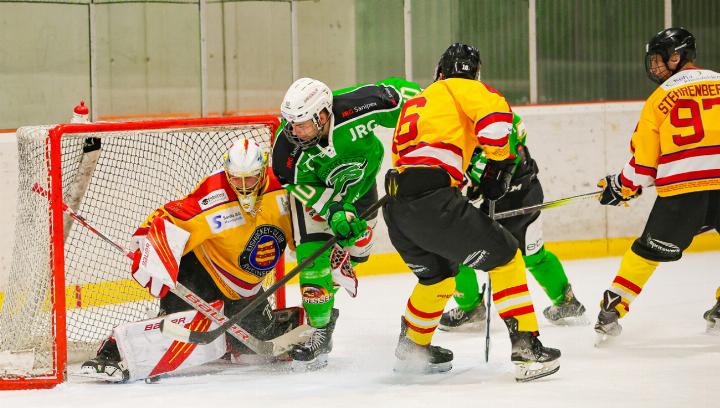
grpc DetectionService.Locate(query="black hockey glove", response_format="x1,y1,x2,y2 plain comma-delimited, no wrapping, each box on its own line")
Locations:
597,174,641,206
479,158,516,201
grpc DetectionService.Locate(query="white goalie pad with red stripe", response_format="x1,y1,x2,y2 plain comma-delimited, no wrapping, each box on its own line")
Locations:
132,217,191,297
113,301,228,382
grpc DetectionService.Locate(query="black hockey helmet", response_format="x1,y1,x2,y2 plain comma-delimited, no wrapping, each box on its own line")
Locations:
645,27,696,84
433,43,482,81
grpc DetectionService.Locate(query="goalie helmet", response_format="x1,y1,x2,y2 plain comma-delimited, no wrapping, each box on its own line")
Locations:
434,42,482,82
280,77,333,149
645,27,696,84
223,138,269,213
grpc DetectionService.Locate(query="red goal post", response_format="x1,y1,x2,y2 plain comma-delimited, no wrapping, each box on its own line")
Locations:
0,115,286,390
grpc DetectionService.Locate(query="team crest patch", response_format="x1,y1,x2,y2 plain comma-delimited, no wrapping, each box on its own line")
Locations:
238,225,287,278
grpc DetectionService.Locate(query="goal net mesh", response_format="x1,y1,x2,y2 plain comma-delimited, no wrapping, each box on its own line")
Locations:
0,120,278,378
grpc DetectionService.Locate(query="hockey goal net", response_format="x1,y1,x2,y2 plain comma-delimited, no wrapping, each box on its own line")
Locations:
0,115,285,390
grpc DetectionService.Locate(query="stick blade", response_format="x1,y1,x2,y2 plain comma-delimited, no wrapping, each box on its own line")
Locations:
159,318,192,343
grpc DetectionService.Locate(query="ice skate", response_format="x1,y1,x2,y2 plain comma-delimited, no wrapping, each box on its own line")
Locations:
594,290,623,346
438,297,487,331
703,298,720,334
543,284,588,326
289,309,338,372
504,317,560,382
394,318,453,374
78,338,129,383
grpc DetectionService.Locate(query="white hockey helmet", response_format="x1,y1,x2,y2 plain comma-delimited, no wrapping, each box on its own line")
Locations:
280,77,333,149
223,138,269,213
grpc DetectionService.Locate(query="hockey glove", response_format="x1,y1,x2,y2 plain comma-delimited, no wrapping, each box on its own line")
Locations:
479,158,516,201
597,174,641,206
327,202,367,248
131,217,190,297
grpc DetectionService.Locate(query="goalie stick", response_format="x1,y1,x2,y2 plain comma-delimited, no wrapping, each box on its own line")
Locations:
161,195,390,345
31,183,306,356
492,190,602,220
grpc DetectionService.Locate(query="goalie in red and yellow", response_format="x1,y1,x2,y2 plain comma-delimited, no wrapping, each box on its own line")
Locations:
79,138,305,383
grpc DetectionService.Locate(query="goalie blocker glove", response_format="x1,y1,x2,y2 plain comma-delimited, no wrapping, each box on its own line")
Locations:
597,174,641,206
131,217,190,297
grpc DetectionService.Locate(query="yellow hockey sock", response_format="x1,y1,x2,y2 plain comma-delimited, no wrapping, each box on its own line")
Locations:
403,278,455,345
606,250,659,317
489,250,539,333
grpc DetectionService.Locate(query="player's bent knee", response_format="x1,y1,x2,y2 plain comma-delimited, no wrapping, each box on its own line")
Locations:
631,236,682,262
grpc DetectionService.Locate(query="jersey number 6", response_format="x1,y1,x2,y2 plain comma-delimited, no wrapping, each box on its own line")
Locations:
394,97,427,146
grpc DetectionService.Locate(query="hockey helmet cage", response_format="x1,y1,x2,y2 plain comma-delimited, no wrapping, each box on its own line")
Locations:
645,27,696,84
280,77,333,149
223,138,269,213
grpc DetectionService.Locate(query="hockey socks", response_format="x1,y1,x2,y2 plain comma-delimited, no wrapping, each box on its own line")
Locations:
403,278,455,345
297,242,338,328
525,247,569,305
605,249,658,317
489,250,539,333
453,265,481,311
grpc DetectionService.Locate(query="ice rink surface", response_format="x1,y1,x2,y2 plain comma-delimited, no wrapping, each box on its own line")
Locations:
2,251,718,408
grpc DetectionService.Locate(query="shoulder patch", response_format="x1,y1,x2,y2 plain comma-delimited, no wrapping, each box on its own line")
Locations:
165,171,235,221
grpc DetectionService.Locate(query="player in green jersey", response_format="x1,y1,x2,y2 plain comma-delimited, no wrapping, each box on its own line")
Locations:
439,112,588,331
272,77,421,370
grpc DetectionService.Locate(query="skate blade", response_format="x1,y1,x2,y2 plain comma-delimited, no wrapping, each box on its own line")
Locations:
514,359,560,382
73,368,127,383
547,315,590,327
290,354,328,372
437,320,486,332
393,359,452,375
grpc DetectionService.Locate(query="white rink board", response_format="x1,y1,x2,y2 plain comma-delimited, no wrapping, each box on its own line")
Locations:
0,101,655,291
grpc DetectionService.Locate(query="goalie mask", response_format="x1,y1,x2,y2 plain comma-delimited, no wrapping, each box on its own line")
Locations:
434,42,482,82
645,27,696,84
280,77,333,149
223,138,269,213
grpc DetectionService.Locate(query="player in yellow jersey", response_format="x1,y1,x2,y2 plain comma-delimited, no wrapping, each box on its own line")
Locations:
595,27,720,343
383,43,560,382
80,138,304,382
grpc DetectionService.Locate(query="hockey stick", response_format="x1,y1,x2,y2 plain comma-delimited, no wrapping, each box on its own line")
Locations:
31,182,306,356
493,190,602,220
484,200,495,363
161,195,390,345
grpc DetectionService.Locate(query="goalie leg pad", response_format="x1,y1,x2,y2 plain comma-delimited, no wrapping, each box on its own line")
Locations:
112,303,227,382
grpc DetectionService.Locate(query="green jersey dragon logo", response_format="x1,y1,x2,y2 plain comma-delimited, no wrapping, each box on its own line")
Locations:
325,161,368,196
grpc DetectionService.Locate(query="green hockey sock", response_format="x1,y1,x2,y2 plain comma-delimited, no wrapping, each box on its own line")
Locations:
454,265,481,311
525,247,568,305
297,242,337,328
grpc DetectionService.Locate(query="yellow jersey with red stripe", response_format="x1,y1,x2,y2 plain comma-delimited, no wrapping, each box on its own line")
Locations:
620,68,720,197
134,168,294,300
391,78,513,183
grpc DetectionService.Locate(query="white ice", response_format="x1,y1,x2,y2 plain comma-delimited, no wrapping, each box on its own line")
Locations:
2,251,718,408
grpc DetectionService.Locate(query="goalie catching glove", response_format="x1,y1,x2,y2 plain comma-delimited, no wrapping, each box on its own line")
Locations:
327,201,367,248
597,174,641,206
131,217,190,297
